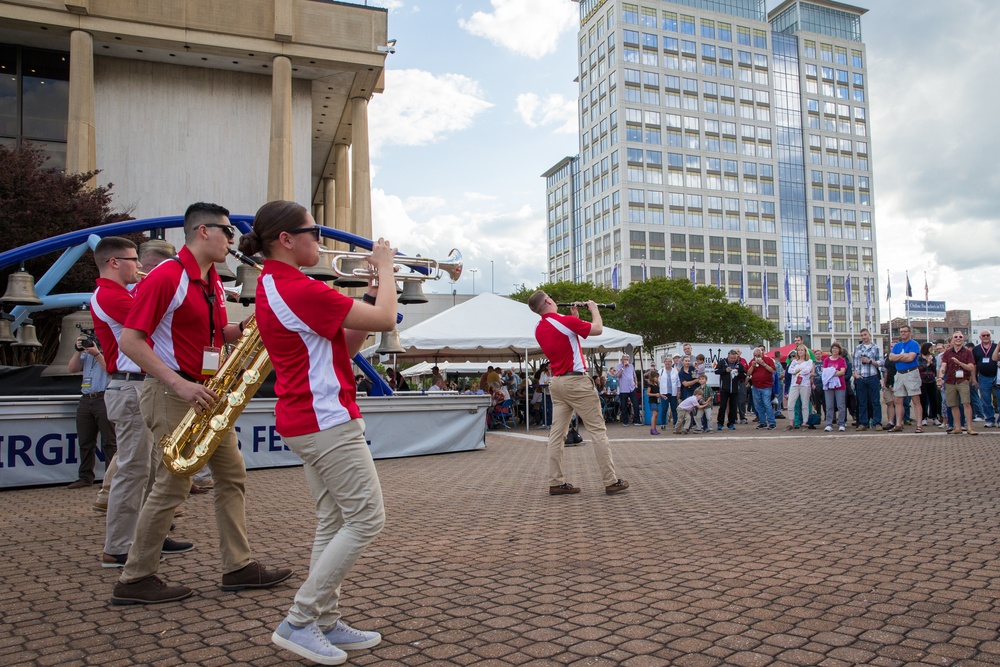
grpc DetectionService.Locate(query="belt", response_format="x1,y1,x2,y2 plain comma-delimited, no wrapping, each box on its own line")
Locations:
896,367,916,374
176,371,204,383
82,391,105,398
556,371,584,377
111,372,146,381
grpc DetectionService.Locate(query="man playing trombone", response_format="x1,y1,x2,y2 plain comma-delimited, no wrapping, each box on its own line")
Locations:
528,291,629,497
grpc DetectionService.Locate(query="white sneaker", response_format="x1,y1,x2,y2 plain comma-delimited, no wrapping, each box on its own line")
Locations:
272,620,346,665
921,419,927,426
824,425,833,432
933,419,942,426
838,426,845,431
323,620,383,650
973,417,985,422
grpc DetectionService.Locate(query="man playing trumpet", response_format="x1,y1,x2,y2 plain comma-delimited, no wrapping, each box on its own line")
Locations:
112,202,292,605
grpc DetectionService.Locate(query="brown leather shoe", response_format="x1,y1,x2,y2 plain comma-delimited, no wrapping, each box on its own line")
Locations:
189,485,211,495
66,479,91,489
221,561,293,591
549,483,581,495
111,575,192,605
93,501,108,512
605,479,630,495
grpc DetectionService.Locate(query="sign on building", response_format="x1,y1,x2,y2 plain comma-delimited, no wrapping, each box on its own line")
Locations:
906,300,946,320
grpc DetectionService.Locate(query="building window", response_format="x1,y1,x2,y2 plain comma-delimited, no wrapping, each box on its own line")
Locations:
0,44,69,168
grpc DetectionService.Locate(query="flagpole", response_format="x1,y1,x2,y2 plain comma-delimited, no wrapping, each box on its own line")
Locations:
925,271,930,345
886,269,892,344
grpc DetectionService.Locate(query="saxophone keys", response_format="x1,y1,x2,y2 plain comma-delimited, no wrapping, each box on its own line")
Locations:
242,369,260,384
209,414,229,432
228,391,245,406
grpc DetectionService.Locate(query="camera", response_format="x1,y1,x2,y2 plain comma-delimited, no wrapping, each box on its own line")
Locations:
75,336,97,352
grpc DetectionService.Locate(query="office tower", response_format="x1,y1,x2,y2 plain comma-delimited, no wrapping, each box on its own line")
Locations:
545,0,877,346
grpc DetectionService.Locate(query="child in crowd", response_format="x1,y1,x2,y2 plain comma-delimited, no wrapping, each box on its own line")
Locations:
675,388,703,434
646,369,661,435
694,354,707,376
696,374,714,432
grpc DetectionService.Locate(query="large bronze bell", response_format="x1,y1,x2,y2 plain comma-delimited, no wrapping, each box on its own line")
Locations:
333,257,369,288
236,262,261,305
375,330,405,355
302,252,338,281
0,313,15,343
1,268,43,306
12,320,42,347
398,281,428,305
214,260,237,282
41,307,94,376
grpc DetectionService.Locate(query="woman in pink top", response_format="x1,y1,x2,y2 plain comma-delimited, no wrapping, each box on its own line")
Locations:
822,342,848,431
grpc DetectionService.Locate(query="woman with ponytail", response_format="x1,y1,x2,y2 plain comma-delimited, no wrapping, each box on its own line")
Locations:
248,200,397,665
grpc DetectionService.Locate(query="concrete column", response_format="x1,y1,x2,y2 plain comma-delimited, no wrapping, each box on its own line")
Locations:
349,96,372,241
323,176,338,248
66,30,96,185
267,55,294,201
334,142,351,242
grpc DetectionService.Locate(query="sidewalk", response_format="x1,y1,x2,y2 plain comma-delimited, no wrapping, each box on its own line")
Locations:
2,426,999,666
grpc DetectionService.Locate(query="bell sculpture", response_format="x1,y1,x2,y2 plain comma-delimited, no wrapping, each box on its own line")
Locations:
41,306,94,377
332,257,369,288
375,330,405,355
1,267,43,306
12,319,42,348
235,261,262,306
398,281,428,305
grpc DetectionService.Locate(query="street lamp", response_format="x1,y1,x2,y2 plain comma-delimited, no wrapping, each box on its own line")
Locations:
470,268,479,294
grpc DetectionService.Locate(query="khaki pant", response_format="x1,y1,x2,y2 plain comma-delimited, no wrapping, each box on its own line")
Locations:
548,375,618,487
283,419,385,629
120,377,252,583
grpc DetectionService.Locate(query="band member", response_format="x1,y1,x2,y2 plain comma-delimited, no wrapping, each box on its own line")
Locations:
241,201,394,664
528,291,629,496
90,236,193,568
112,202,292,605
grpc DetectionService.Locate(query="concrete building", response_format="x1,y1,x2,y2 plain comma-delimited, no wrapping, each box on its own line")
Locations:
0,0,390,249
546,0,878,348
881,311,970,347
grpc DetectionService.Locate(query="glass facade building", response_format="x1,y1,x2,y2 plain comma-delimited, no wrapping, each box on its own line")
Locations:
543,0,877,346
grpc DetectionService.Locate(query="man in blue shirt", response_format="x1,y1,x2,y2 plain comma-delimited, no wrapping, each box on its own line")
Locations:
889,325,922,432
611,354,642,425
66,335,117,488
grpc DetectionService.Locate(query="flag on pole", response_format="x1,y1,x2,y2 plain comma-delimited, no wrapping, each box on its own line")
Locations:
905,271,913,298
642,262,647,282
690,264,696,284
886,269,891,301
611,264,619,290
763,271,769,314
739,267,745,304
784,268,791,330
924,272,929,303
717,261,723,290
805,273,812,330
846,274,854,331
865,276,872,329
826,275,833,333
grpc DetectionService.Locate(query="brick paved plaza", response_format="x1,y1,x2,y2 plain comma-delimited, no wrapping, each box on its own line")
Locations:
2,427,999,666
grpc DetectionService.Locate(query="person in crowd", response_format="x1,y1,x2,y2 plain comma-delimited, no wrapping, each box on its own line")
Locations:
610,353,642,426
973,331,998,427
940,332,978,435
657,356,679,429
66,332,116,490
715,349,746,430
772,350,785,420
485,365,501,387
822,342,848,431
785,344,813,430
674,389,703,434
747,347,777,430
593,373,606,394
694,353,707,376
112,202,292,605
852,328,882,431
538,362,553,428
918,342,942,426
695,374,714,432
427,377,447,392
888,325,922,432
735,348,749,424
355,373,373,395
678,355,698,401
646,368,661,435
528,291,629,496
882,355,899,430
243,201,392,663
90,237,192,568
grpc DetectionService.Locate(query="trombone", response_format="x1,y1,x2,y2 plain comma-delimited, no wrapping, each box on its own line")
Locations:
316,247,463,283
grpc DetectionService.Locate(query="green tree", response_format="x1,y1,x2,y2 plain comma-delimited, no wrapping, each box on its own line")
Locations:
0,143,133,364
616,277,780,349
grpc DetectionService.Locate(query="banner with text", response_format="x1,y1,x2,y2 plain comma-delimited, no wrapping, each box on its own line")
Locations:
905,300,946,320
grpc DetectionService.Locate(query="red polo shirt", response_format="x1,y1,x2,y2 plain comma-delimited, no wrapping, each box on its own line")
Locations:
125,246,227,381
255,260,360,437
91,278,142,374
941,346,974,385
535,312,591,376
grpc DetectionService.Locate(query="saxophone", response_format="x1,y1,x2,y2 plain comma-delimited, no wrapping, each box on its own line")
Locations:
161,250,271,477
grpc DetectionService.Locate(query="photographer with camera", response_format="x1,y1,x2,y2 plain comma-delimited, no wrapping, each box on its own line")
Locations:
66,331,117,489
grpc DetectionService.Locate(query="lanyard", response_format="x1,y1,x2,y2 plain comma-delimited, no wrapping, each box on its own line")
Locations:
200,280,217,348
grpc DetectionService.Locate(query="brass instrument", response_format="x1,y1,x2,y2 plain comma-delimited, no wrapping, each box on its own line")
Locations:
316,247,463,283
558,302,617,310
161,249,272,477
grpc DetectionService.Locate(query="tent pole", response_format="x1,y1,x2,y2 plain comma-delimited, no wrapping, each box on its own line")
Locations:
525,347,530,433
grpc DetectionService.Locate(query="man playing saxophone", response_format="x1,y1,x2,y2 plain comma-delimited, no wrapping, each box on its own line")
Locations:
111,202,292,605
242,201,394,665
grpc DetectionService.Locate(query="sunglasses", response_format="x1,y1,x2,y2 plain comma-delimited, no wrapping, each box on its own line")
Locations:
202,223,236,240
108,256,140,263
287,227,322,241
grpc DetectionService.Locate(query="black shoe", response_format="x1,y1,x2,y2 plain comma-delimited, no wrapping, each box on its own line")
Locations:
162,537,194,555
111,575,193,605
221,561,294,591
549,483,581,495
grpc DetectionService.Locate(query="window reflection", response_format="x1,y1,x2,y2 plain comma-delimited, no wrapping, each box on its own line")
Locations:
0,44,69,168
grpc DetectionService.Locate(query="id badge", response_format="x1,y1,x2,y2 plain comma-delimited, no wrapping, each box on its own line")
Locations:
955,369,964,379
81,377,92,391
202,347,222,376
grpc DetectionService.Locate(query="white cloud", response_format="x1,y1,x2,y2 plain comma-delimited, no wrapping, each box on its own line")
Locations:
463,192,498,202
458,0,577,59
515,93,577,134
368,69,493,155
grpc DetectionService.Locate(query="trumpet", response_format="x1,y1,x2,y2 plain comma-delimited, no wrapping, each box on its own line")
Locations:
316,247,462,282
558,302,617,310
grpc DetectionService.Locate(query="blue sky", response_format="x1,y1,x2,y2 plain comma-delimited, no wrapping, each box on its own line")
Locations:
366,0,1000,319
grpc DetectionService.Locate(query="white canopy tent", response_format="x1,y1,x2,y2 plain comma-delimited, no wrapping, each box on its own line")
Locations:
363,293,643,431
401,360,516,378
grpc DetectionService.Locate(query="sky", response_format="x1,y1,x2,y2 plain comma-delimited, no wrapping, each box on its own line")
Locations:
363,0,1000,320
